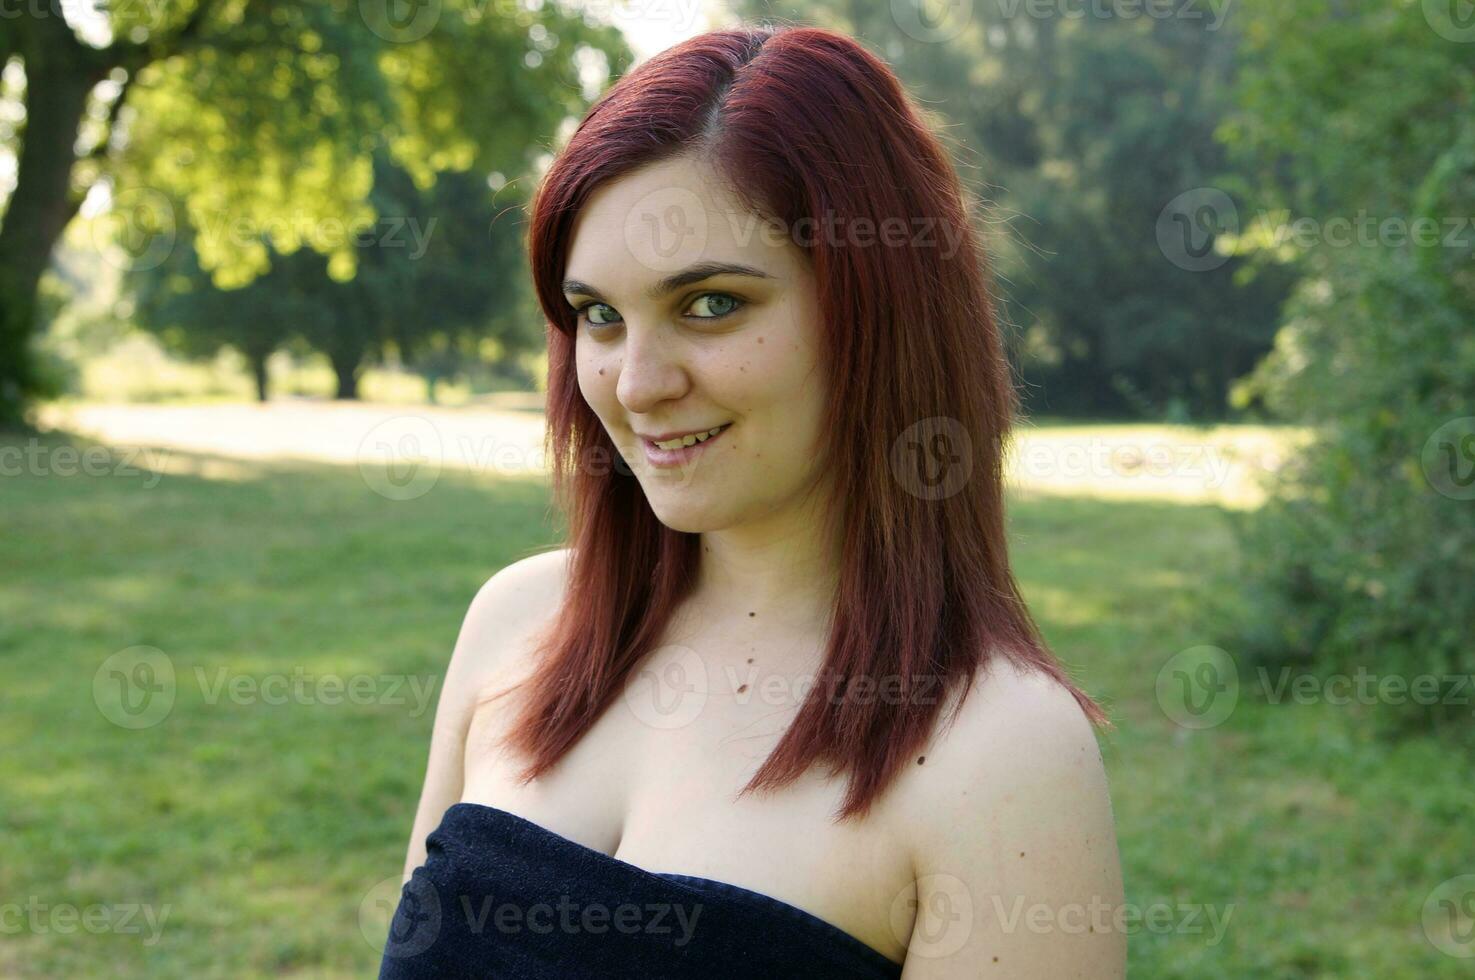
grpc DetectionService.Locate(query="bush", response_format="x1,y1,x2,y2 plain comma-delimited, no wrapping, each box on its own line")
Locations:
1225,238,1475,736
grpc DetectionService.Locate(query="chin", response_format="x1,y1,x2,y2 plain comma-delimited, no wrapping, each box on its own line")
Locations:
642,492,731,534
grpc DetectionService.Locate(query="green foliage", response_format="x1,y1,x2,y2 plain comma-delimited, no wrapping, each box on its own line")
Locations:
1219,0,1475,219
129,218,311,396
1,0,632,420
732,2,1295,418
1228,249,1475,735
129,152,540,399
1219,0,1475,735
115,0,628,286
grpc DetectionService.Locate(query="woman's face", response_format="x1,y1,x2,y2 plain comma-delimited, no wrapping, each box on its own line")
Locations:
565,154,829,534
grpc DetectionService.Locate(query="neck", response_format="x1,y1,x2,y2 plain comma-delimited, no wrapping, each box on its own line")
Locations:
690,486,842,633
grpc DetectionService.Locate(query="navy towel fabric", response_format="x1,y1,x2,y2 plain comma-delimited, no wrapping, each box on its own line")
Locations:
378,802,905,979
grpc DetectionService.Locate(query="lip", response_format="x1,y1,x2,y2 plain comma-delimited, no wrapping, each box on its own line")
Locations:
636,422,732,469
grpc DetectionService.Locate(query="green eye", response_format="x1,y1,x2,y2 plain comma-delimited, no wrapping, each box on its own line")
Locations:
578,302,619,327
572,291,745,333
688,293,742,318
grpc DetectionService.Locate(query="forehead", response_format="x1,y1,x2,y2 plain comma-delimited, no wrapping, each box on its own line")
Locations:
564,154,798,294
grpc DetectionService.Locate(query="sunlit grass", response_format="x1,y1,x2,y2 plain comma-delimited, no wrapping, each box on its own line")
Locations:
1006,420,1313,509
34,400,1310,510
2,423,1467,978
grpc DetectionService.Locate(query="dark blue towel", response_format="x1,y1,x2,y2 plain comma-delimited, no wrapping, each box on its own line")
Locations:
378,802,905,979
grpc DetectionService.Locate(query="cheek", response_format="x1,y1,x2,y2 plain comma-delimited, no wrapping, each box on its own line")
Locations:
756,297,825,401
723,328,827,441
575,342,617,414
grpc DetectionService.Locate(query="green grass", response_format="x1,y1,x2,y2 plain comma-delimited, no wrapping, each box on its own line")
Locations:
2,427,1469,977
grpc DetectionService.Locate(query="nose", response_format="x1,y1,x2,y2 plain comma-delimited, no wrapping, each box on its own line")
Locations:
615,323,689,415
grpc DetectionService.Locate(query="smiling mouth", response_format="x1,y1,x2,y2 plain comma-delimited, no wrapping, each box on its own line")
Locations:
643,423,732,451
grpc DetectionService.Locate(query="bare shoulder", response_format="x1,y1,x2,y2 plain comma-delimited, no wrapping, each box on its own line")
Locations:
471,547,572,618
400,548,573,876
895,658,1126,977
449,547,572,685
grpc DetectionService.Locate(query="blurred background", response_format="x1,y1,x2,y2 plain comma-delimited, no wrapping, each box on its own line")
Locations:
3,0,1473,976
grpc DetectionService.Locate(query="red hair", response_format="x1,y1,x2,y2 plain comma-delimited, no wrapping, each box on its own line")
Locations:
494,23,1109,822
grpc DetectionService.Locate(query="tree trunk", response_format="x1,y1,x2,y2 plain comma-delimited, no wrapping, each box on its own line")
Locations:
0,1,211,426
0,27,104,427
249,351,270,402
331,353,361,400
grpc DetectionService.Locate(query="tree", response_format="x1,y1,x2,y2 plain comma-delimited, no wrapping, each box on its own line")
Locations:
733,1,1295,418
0,2,196,423
128,149,539,401
382,165,545,401
1219,0,1475,735
128,219,298,402
0,0,630,425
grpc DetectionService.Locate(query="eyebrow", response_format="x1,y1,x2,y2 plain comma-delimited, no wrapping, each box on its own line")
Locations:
561,261,774,303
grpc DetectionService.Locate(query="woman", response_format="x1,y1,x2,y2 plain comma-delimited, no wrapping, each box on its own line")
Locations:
382,22,1126,979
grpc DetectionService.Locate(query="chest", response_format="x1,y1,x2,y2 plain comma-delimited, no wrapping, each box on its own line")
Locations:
459,634,918,965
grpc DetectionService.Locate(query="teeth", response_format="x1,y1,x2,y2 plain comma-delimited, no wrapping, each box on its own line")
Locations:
653,425,726,450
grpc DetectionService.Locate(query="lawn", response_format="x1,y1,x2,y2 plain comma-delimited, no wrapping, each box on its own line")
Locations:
1,422,1468,978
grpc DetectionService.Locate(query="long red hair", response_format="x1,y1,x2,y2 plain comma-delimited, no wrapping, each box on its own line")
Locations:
493,23,1109,822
